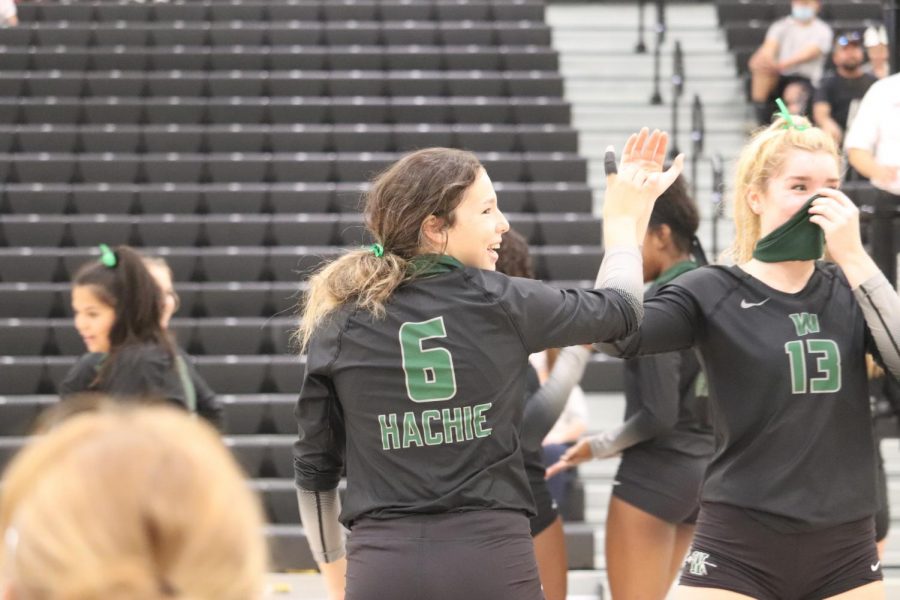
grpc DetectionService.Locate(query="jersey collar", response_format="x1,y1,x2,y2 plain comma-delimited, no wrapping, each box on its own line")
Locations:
408,254,465,278
654,260,697,287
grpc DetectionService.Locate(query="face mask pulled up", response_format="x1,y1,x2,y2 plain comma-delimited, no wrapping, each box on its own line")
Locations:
752,194,824,262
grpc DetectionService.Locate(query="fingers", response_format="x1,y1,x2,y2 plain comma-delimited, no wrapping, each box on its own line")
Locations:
622,132,640,162
651,131,669,166
814,188,856,211
544,461,569,480
623,128,648,163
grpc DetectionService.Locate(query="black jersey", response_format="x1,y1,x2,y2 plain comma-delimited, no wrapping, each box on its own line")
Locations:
616,262,877,530
622,262,714,458
293,255,637,526
60,344,222,427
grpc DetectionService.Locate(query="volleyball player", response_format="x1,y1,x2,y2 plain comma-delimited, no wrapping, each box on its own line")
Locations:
548,175,714,599
293,130,684,600
60,245,219,425
597,115,899,599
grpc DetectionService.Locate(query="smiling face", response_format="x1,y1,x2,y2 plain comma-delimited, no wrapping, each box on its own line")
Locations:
71,285,115,354
427,169,510,270
749,149,841,237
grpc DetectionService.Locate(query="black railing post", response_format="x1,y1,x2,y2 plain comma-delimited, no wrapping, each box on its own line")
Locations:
690,94,704,202
669,40,684,158
649,0,666,105
636,0,647,53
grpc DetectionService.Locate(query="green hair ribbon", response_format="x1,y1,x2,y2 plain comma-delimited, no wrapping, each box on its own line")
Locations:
370,243,384,258
775,98,808,131
98,244,117,268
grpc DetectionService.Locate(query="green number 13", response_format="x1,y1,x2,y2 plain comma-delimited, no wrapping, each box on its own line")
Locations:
784,339,842,394
399,317,458,403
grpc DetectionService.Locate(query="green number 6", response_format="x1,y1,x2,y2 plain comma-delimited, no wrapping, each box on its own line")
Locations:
399,317,458,403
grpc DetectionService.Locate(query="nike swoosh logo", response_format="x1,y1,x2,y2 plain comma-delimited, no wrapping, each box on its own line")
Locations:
871,562,881,571
740,298,770,309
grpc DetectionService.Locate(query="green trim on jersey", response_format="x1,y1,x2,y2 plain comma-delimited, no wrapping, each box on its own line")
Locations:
408,254,464,278
654,260,698,288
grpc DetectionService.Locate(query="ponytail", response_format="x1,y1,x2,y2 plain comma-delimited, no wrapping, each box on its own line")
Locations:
297,249,410,351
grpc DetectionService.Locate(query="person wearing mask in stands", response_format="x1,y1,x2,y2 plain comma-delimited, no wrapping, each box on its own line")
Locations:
749,0,833,124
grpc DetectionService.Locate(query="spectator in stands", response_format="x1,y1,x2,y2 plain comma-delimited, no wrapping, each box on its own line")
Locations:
60,245,221,427
0,0,17,27
547,176,714,600
496,228,592,600
813,31,877,145
144,255,222,427
846,73,900,198
0,404,267,599
864,24,890,80
748,0,833,124
293,134,683,600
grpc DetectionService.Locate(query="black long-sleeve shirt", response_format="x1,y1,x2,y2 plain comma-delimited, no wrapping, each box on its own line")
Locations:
59,343,222,428
609,263,880,531
293,255,640,526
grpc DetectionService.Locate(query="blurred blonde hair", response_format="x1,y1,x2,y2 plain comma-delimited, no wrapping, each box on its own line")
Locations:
729,116,839,264
0,404,267,600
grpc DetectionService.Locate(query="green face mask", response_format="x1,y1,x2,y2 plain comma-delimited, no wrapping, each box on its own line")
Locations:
752,194,824,262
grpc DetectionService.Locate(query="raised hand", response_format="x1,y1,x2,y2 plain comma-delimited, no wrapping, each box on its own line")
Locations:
602,128,685,247
544,438,593,479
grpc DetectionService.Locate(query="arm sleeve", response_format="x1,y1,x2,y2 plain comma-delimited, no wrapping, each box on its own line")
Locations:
293,334,346,492
520,346,591,452
595,246,644,324
599,283,700,359
296,487,346,564
587,352,682,458
854,272,900,380
486,245,643,353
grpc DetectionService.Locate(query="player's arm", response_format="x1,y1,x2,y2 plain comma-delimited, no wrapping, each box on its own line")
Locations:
546,352,683,475
520,346,592,452
777,42,822,71
598,282,699,359
294,336,348,599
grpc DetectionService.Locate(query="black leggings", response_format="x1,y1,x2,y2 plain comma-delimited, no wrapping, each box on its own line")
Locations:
345,510,545,600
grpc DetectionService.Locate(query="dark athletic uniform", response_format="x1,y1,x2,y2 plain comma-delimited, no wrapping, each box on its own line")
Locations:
611,262,883,599
522,364,559,536
294,255,639,600
60,343,222,428
613,261,714,524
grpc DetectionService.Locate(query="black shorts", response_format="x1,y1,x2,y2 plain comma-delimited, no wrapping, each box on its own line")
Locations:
612,446,707,524
526,463,559,536
680,502,882,599
345,510,544,600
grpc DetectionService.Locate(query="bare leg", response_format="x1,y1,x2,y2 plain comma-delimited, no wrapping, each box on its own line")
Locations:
606,495,681,600
533,517,567,600
750,68,779,104
824,581,885,600
667,523,696,586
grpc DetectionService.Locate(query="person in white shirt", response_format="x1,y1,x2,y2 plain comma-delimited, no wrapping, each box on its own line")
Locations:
846,73,900,196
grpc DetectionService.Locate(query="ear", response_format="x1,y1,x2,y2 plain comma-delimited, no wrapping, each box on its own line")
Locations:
746,188,764,216
420,215,448,252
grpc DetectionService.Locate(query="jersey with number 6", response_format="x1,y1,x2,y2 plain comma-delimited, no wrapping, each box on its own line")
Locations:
293,255,638,526
616,262,879,531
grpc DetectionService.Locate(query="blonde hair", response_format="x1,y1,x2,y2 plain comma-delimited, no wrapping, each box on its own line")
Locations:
0,405,267,600
729,116,839,263
296,147,483,351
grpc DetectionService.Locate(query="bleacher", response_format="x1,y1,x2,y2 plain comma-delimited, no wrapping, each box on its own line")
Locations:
0,0,614,573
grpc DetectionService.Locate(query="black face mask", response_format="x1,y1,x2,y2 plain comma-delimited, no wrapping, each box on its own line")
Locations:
752,195,824,262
